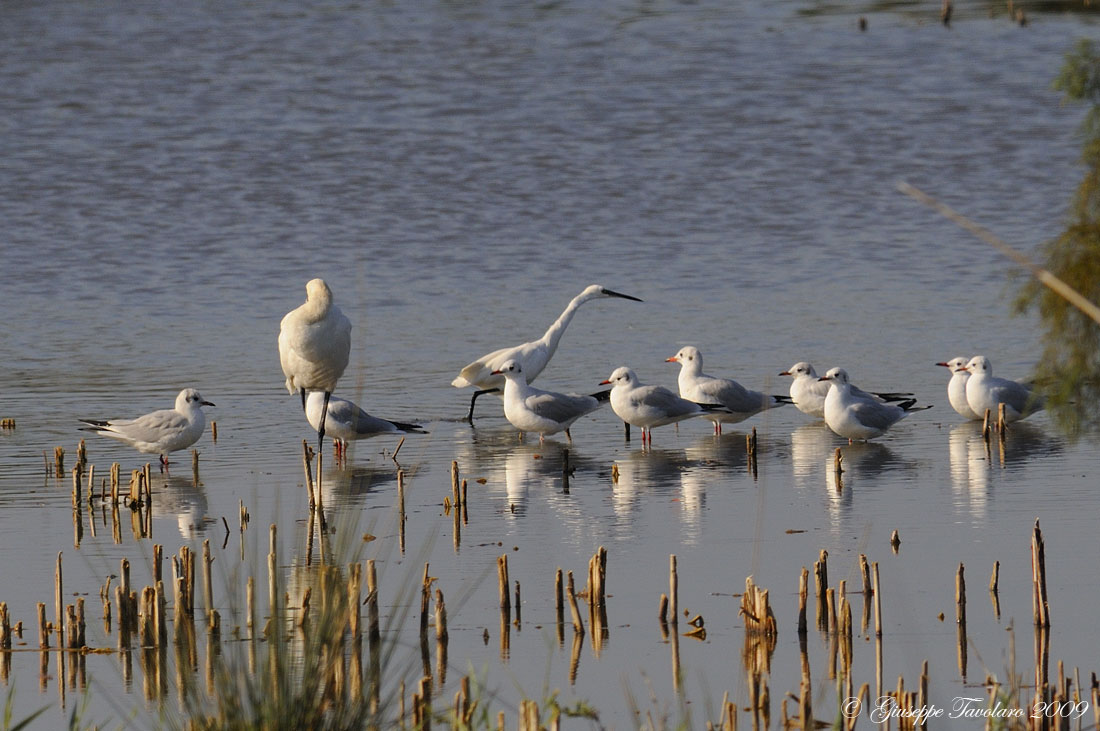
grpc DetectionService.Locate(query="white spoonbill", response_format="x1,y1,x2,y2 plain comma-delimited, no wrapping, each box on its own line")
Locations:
820,368,929,442
80,388,215,469
961,356,1043,423
601,366,725,444
935,357,980,420
779,362,912,418
278,278,352,452
452,284,642,421
305,391,425,460
491,359,607,443
666,346,790,433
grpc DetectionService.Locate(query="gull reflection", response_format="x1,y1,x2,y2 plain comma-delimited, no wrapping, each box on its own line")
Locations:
822,442,915,528
682,433,750,471
948,422,990,518
502,443,561,517
790,423,834,491
947,421,1062,520
677,469,706,544
154,475,209,539
318,462,402,511
459,426,598,524
611,447,687,520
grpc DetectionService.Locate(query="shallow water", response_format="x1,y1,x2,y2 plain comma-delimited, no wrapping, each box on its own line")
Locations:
2,0,1099,727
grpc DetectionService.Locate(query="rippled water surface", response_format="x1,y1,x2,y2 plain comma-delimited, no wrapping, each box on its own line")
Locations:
2,0,1099,727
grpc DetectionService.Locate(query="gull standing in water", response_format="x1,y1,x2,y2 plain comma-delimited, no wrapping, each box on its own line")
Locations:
305,391,426,460
452,284,642,421
80,388,215,470
779,362,912,419
278,278,352,452
491,359,607,443
601,366,725,444
961,355,1044,423
935,357,980,420
666,346,790,433
820,368,929,442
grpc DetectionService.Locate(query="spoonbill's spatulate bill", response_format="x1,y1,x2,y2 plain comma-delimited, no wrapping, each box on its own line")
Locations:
491,359,606,443
961,355,1044,423
601,366,725,445
779,362,913,419
452,284,642,422
665,346,790,433
278,278,352,452
305,391,425,459
935,357,980,420
80,388,215,469
819,368,929,442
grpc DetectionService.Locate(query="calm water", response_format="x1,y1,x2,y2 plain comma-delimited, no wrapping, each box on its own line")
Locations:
2,0,1099,727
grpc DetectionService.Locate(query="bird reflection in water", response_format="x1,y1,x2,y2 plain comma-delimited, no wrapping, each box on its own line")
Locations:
154,475,210,539
318,462,407,512
947,420,1061,520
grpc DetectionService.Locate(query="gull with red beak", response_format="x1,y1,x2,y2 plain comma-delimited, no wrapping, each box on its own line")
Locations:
935,357,980,420
601,366,728,445
820,368,929,442
960,356,1043,423
666,346,790,433
491,359,607,443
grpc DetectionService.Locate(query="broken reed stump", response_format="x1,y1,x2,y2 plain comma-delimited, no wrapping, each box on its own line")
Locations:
740,576,777,637
420,563,433,643
202,539,214,626
587,546,607,608
513,581,521,627
55,552,63,648
814,550,828,630
435,588,448,643
669,555,678,624
956,563,966,625
450,461,461,508
397,470,406,554
566,571,584,634
989,560,1001,618
555,567,564,623
797,566,809,635
859,554,873,596
1032,519,1050,627
873,561,883,637
497,555,511,614
347,562,361,639
0,603,10,650
71,466,82,506
367,559,380,644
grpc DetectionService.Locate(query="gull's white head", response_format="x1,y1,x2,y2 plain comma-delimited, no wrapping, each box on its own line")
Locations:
780,362,817,378
964,356,992,376
937,357,970,374
819,367,850,386
490,359,526,380
601,367,638,388
665,346,702,371
176,388,215,411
